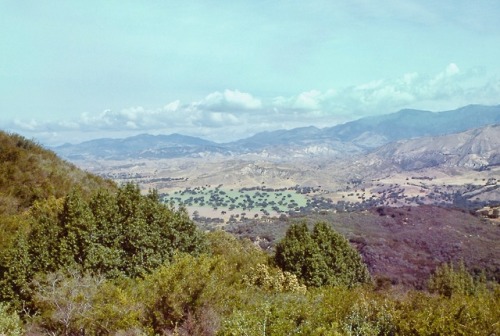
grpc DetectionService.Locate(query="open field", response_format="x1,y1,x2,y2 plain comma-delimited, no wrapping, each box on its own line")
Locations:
163,185,312,223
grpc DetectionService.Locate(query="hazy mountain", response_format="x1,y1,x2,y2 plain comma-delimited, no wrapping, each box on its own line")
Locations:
370,124,500,171
54,104,500,160
55,133,228,160
237,104,500,151
324,104,500,147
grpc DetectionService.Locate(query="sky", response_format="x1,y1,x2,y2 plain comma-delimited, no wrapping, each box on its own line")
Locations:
1,1,500,145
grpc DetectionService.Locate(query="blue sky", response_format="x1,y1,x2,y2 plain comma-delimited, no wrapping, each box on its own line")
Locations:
1,1,500,145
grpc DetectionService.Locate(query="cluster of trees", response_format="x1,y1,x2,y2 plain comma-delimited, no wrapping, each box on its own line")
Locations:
0,183,205,312
1,198,499,335
166,189,306,214
275,222,371,287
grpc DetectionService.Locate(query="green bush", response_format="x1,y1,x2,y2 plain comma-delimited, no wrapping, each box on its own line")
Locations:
0,302,23,336
274,221,371,287
428,261,483,298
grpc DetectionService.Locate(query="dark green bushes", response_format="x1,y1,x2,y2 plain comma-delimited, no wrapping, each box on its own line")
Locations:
0,183,206,309
274,221,371,287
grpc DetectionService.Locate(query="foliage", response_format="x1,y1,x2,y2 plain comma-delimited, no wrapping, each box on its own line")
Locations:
0,183,207,310
274,221,371,287
140,231,272,335
30,270,103,334
394,289,500,335
0,302,23,336
428,260,484,298
48,183,203,277
27,270,146,335
243,263,306,294
0,130,115,215
0,225,498,335
0,232,32,309
219,282,500,336
1,130,498,334
141,254,224,334
206,230,268,284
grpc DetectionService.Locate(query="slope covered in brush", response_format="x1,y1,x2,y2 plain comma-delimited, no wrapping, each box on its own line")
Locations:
0,130,115,215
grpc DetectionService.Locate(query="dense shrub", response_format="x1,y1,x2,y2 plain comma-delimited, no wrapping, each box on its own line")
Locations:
0,183,207,309
274,221,371,287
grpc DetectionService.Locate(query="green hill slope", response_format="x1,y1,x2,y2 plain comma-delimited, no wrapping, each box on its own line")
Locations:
0,130,115,215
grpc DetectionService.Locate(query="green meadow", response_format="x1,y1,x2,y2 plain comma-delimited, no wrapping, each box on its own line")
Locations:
162,185,309,215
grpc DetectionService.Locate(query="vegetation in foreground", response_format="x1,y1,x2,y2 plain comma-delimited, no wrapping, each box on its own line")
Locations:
0,132,498,335
0,183,498,335
0,233,498,335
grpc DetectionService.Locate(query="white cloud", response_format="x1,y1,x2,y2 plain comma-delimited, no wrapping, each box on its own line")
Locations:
203,112,240,127
4,64,499,145
293,90,322,110
13,119,38,131
164,100,181,112
223,90,262,109
197,89,262,111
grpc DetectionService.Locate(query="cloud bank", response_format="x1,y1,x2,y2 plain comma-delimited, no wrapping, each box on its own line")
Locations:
6,64,500,145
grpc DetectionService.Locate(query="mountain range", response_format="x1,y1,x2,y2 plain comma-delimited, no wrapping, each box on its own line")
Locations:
54,104,500,161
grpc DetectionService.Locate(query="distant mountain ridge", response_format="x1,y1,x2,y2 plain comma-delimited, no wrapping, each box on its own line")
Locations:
56,133,228,160
54,104,500,160
325,104,500,146
368,124,500,171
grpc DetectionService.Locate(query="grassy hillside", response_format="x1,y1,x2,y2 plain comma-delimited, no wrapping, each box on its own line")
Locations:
0,130,115,215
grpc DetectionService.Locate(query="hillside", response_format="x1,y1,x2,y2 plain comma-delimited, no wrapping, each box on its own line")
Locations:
227,205,500,287
0,130,115,216
55,133,228,160
1,133,499,335
368,124,500,170
76,124,500,215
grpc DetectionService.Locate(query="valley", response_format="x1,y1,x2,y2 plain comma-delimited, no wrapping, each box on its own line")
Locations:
57,106,500,224
57,106,500,286
1,106,500,333
69,149,500,287
72,154,499,223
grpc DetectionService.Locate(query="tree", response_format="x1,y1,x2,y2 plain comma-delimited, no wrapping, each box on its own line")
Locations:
0,183,208,312
86,189,123,277
274,222,328,287
312,222,371,287
428,261,482,298
274,222,371,287
57,189,96,271
27,197,64,274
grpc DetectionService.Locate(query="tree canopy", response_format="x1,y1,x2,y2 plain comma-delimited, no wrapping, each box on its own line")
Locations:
0,183,207,307
274,221,371,287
